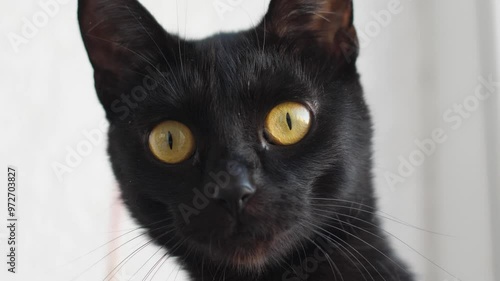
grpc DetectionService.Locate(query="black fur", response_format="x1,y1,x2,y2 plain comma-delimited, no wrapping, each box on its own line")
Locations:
79,0,413,280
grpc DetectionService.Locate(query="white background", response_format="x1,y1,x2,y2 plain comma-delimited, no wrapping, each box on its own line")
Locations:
0,0,499,280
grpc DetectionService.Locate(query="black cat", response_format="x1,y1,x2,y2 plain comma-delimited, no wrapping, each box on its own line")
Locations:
79,0,414,280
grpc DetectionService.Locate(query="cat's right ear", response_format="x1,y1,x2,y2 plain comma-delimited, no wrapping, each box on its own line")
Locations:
259,0,358,66
78,0,178,110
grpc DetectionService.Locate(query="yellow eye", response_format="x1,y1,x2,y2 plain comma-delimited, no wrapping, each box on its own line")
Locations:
148,121,195,164
265,102,311,145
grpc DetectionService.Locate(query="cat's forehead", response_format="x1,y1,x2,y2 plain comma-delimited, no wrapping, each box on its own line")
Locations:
153,38,315,108
130,34,321,130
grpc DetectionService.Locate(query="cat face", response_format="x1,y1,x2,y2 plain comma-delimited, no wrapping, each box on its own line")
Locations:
79,0,371,272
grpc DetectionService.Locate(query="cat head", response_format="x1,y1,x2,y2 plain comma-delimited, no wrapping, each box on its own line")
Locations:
79,0,371,273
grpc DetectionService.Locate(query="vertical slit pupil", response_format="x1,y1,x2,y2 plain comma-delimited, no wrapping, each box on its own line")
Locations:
286,112,293,130
167,131,173,150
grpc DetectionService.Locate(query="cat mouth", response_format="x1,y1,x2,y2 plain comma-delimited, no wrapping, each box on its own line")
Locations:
199,233,277,269
190,227,297,270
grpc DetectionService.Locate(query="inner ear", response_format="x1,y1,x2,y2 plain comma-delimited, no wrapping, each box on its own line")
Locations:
259,0,358,63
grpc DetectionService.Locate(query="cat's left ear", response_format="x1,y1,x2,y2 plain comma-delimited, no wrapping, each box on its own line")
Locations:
260,0,358,64
78,0,178,73
78,0,179,109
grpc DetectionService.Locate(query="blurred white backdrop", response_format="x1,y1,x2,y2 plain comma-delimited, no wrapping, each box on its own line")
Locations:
0,0,499,281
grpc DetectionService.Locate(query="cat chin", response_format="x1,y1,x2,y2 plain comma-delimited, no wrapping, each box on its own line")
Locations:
186,225,304,273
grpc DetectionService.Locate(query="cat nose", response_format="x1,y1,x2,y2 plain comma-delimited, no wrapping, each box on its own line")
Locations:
209,160,256,214
216,182,256,216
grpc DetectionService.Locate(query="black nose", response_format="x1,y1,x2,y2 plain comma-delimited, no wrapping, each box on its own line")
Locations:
205,159,256,214
216,183,255,215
